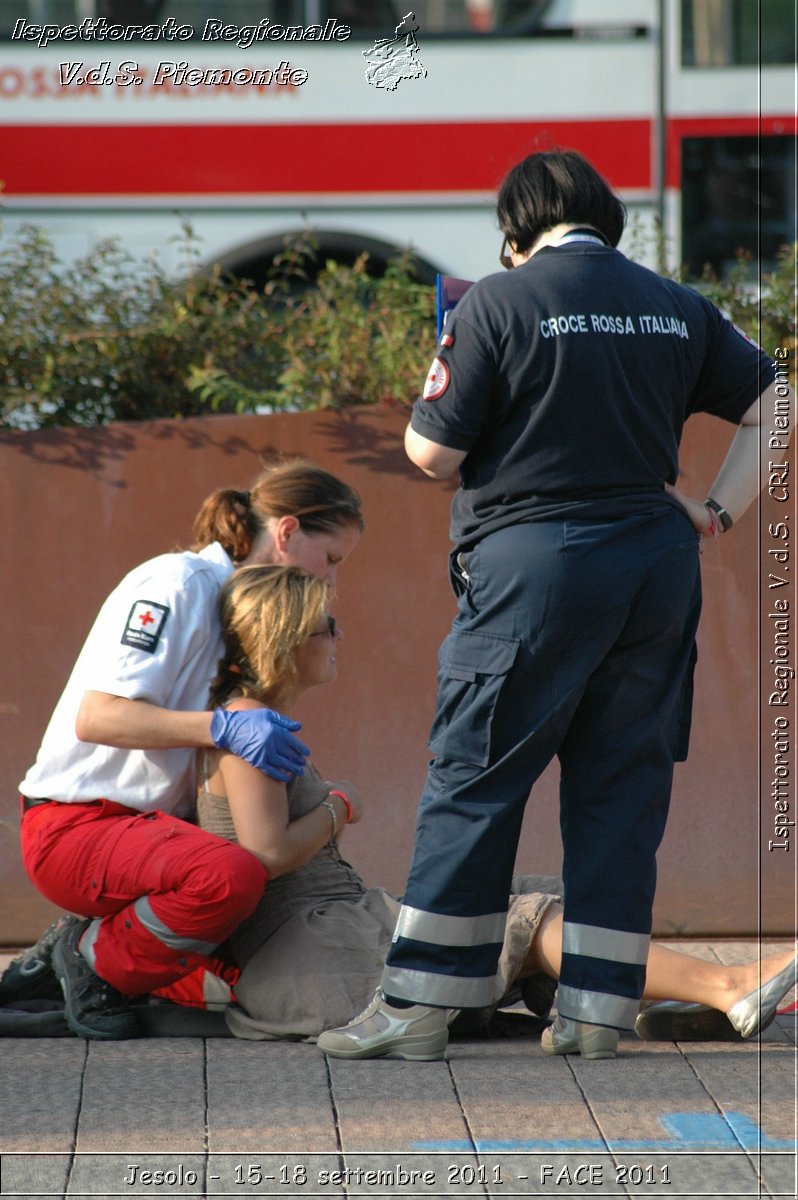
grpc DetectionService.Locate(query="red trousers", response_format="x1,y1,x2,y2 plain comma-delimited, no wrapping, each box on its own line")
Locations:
21,799,266,996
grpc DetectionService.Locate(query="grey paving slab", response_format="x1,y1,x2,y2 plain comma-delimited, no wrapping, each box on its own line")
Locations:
657,941,725,962
68,1153,207,1198
74,1039,208,1152
569,1038,766,1197
0,1040,86,1152
708,941,795,966
446,1040,615,1197
569,1038,719,1143
326,1056,467,1151
680,1042,797,1199
447,1038,606,1146
682,1042,795,1141
0,1155,73,1200
207,1040,339,1152
63,1040,208,1199
206,1040,344,1196
0,942,795,1199
326,1054,476,1195
0,1042,85,1199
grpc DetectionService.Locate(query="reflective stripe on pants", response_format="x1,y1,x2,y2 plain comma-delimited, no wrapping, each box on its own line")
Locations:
382,511,701,1026
21,799,266,995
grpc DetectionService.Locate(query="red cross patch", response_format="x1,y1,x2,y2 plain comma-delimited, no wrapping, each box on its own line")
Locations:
122,600,170,653
422,356,450,401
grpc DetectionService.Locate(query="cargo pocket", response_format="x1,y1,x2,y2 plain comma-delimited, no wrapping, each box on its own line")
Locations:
428,630,520,767
669,639,697,762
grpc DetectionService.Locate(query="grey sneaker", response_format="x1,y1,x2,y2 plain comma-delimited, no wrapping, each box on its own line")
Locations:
541,1015,619,1059
317,991,452,1061
0,915,71,1004
51,916,138,1040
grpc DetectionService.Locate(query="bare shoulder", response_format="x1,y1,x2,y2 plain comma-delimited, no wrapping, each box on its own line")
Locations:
224,696,267,713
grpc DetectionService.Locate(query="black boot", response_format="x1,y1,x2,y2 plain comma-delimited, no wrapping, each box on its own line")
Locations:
0,915,70,1004
51,917,139,1040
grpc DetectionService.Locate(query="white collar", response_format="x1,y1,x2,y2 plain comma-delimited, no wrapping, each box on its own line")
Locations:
198,541,235,579
551,231,609,248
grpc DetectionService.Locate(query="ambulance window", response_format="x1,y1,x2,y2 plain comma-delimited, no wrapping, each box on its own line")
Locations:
191,3,554,38
383,1,554,36
681,136,794,278
4,0,76,34
681,0,795,66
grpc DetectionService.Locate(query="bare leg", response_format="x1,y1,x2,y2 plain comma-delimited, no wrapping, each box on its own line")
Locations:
521,903,796,1012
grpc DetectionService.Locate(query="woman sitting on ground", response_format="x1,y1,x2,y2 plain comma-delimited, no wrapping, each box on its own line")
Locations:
196,565,796,1057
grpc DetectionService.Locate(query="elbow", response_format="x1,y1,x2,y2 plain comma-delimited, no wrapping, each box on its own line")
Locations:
409,445,464,479
75,690,120,744
404,425,464,478
75,694,99,743
243,841,302,880
256,854,298,881
417,459,457,480
264,860,291,880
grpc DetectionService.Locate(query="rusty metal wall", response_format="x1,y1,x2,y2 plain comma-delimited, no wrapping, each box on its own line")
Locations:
0,410,792,944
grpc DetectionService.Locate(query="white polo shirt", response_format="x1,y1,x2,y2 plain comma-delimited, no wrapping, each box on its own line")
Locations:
20,542,234,816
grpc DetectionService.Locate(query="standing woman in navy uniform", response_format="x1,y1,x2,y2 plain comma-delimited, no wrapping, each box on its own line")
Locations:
319,150,790,1061
16,461,362,1039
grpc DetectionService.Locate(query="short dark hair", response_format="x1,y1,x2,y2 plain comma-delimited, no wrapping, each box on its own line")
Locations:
497,149,627,253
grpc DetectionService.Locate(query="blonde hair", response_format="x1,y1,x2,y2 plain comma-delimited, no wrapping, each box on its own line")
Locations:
191,459,363,562
209,565,330,707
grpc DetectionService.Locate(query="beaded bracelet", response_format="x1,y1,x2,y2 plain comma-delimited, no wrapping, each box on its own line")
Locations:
327,788,353,824
321,799,338,839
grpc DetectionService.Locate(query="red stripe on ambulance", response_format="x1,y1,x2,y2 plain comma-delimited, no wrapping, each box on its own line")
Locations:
2,118,653,196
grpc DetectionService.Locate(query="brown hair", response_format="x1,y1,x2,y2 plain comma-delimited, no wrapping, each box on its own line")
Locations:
191,459,364,562
208,565,330,708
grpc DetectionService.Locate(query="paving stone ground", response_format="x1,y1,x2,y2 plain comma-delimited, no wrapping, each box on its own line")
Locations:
0,942,795,1200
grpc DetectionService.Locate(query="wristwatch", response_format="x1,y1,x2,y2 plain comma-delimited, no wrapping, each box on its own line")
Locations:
705,497,733,532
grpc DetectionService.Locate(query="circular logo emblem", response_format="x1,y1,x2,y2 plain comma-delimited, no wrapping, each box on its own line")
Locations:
423,357,450,401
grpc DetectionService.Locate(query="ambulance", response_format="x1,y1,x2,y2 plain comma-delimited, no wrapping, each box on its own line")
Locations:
0,0,794,282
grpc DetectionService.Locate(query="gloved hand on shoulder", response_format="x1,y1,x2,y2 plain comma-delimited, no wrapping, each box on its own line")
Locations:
210,708,310,782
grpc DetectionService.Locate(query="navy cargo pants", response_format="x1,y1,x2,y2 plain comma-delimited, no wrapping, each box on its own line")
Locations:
382,508,702,1029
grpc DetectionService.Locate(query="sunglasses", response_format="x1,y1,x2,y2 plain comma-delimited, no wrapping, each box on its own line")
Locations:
310,615,338,638
499,237,514,270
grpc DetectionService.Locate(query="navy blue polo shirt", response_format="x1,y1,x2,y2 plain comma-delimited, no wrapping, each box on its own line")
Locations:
411,243,775,549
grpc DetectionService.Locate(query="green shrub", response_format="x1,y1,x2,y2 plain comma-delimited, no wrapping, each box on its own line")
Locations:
0,224,279,429
260,252,437,412
698,243,796,384
0,221,792,430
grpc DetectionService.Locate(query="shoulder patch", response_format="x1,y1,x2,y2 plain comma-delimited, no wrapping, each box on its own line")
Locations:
122,600,170,653
732,322,762,350
423,356,450,401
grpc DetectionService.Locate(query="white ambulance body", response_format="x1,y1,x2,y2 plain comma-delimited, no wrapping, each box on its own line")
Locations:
0,1,793,281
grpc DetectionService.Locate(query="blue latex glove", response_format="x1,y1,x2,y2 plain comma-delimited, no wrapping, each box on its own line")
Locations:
210,708,310,782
